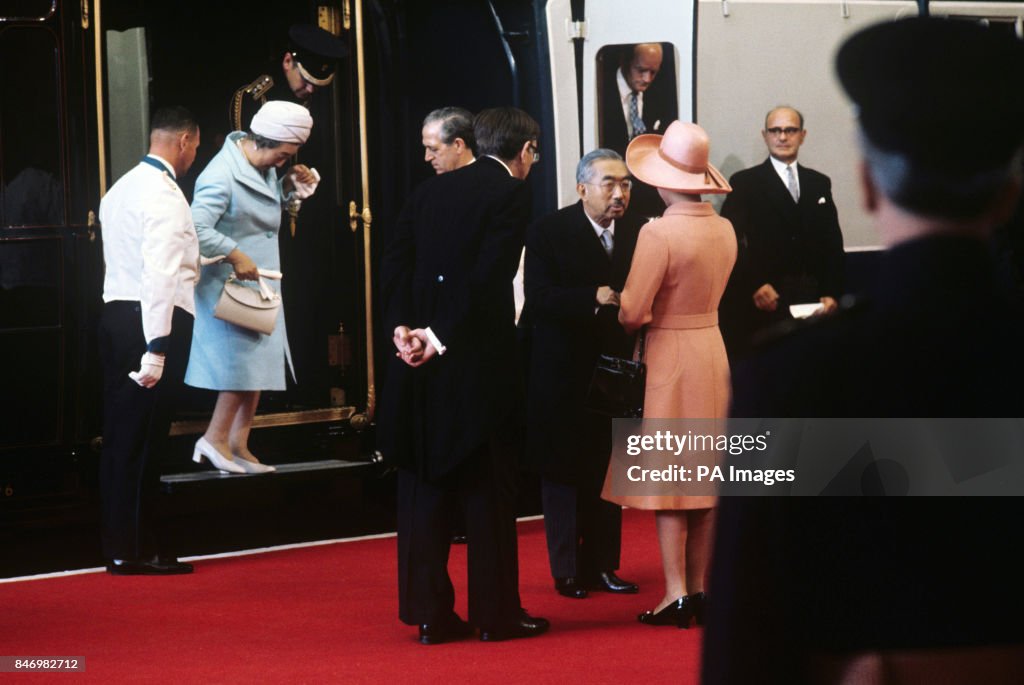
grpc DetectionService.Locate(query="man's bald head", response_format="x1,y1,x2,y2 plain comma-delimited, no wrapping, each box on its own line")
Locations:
622,43,663,94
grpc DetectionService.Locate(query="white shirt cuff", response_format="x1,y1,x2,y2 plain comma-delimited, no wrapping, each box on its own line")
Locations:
424,327,447,356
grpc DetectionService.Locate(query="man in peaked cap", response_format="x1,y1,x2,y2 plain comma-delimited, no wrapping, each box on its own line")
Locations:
231,24,347,132
703,17,1024,685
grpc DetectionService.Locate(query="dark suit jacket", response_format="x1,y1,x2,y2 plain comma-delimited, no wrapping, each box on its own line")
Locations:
703,236,1024,684
719,158,845,358
521,202,641,483
379,157,531,481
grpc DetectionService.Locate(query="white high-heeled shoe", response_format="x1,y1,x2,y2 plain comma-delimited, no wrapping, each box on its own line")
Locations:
232,455,276,474
193,437,246,474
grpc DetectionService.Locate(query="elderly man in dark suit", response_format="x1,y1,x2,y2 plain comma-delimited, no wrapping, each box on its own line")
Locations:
380,107,549,645
523,149,641,599
703,17,1024,684
718,106,845,360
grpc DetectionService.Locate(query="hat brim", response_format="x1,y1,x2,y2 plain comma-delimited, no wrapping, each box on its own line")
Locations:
626,133,731,194
296,62,335,87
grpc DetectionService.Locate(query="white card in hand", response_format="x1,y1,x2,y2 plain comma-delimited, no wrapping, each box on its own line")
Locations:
790,303,824,319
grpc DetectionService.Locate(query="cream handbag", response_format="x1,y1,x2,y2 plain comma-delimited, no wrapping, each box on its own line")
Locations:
213,272,282,335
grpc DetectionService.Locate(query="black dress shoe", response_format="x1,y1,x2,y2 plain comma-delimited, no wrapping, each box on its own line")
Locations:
106,556,193,576
479,610,550,642
554,576,588,599
418,613,474,645
586,570,639,594
638,596,692,628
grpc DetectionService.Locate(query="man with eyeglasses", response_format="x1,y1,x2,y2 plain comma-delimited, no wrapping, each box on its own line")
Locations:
718,106,845,361
522,148,642,600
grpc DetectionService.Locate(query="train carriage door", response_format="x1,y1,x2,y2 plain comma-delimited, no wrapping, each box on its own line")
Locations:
544,0,696,207
0,0,104,452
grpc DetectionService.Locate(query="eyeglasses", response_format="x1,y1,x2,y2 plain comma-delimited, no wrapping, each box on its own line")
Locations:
528,144,540,163
588,179,633,193
766,127,802,137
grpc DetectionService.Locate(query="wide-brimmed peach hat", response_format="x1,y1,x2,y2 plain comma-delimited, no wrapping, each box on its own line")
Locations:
625,121,731,194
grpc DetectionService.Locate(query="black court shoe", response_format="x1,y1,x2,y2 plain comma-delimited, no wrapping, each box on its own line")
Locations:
637,596,692,628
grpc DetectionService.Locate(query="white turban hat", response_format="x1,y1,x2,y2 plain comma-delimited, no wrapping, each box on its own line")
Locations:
250,101,313,144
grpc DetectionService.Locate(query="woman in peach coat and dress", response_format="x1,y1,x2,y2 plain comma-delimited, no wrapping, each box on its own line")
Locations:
602,121,736,627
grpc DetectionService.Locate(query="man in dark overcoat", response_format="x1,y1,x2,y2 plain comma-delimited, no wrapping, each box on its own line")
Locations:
522,149,641,599
379,107,549,644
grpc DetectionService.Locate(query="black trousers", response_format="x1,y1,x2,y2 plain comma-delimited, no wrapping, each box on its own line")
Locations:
397,436,521,630
541,475,622,579
541,409,621,579
98,302,193,561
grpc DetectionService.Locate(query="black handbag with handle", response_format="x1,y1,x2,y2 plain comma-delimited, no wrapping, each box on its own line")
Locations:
585,329,646,418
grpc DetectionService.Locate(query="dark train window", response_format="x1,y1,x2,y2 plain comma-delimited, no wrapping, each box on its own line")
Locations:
1,25,66,227
0,237,61,328
0,1,56,21
0,329,60,446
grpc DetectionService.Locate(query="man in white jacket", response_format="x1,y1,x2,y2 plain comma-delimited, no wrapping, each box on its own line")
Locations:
98,106,200,575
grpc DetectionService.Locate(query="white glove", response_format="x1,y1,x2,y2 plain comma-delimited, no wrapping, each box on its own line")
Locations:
129,352,165,388
290,168,320,200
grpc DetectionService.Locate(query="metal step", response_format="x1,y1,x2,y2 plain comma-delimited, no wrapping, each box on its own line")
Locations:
159,458,380,494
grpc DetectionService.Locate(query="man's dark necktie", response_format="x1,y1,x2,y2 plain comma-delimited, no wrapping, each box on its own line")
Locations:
629,91,646,139
600,228,614,258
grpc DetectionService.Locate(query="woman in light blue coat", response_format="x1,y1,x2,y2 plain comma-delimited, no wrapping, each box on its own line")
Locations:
186,101,319,474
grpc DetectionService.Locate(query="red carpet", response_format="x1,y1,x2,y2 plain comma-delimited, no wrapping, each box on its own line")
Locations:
0,509,702,683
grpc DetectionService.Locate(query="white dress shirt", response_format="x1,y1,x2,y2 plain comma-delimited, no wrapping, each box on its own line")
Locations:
100,155,199,350
617,69,643,139
586,214,615,242
769,155,800,200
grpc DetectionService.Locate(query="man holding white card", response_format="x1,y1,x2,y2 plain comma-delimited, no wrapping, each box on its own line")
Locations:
718,106,845,360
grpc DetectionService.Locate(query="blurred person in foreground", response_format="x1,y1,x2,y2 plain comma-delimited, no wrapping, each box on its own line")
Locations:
703,17,1024,685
